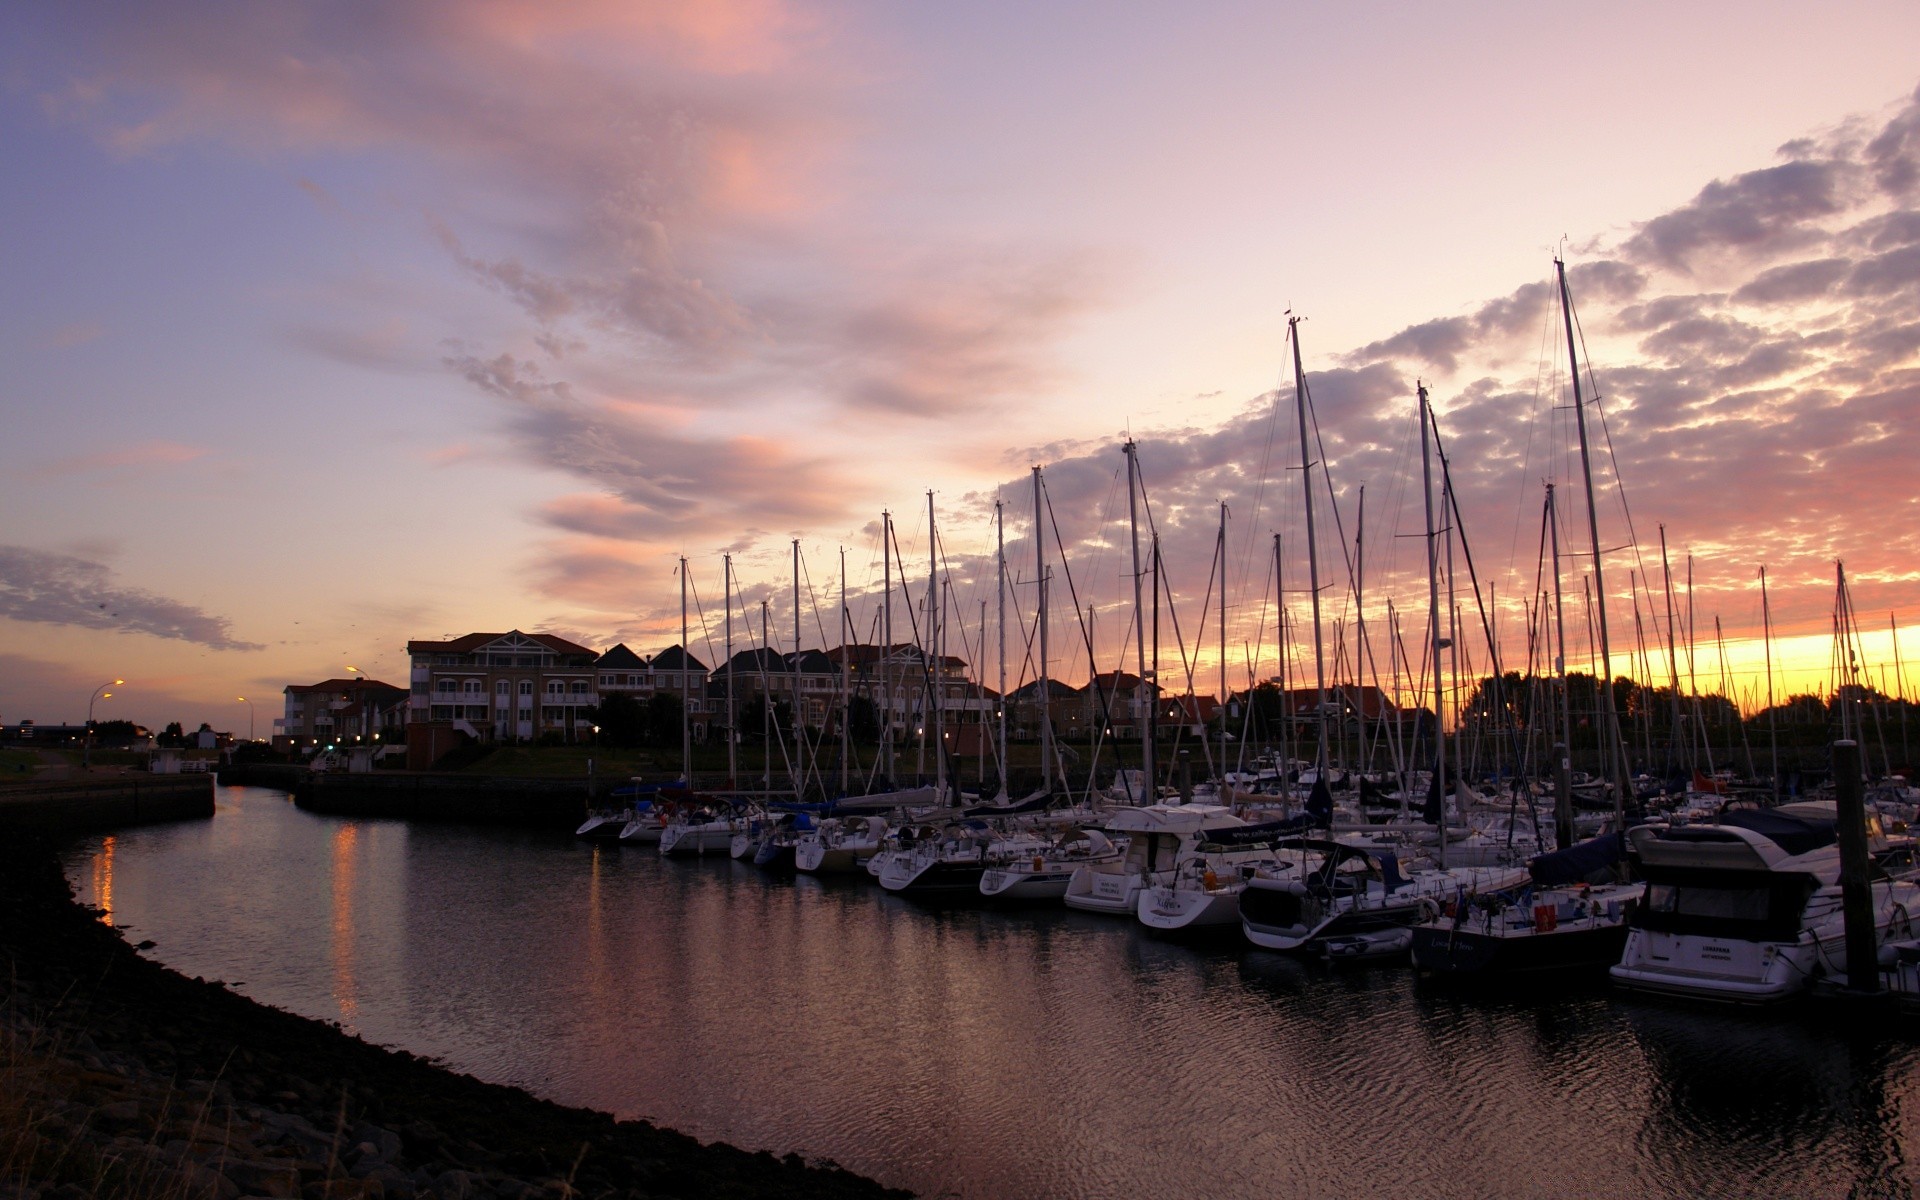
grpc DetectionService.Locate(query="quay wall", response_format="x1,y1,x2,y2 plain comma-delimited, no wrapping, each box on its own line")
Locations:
292,771,592,829
0,775,214,836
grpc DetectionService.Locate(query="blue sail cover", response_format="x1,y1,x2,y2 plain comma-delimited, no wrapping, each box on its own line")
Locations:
1527,832,1627,886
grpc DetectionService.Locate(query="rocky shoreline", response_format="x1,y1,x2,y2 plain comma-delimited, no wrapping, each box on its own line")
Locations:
0,832,909,1200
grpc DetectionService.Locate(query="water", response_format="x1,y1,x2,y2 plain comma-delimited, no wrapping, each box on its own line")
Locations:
65,785,1920,1198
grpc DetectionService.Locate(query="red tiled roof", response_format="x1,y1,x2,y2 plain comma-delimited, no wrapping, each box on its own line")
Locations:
405,630,598,657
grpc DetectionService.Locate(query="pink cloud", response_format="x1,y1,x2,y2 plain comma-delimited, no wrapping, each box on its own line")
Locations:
33,441,211,478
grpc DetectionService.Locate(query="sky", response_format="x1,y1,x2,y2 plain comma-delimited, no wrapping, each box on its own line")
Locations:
4,1,1920,733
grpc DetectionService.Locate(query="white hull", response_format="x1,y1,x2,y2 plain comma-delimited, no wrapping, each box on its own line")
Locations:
1063,866,1150,914
1137,881,1242,931
660,822,736,857
979,866,1076,901
618,817,665,844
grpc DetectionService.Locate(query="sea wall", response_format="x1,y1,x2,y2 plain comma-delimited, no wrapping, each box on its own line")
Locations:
0,776,214,837
293,772,591,829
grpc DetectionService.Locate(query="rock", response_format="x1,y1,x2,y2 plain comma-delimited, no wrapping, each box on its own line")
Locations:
432,1169,486,1200
224,1159,304,1198
351,1121,404,1164
364,1164,413,1200
177,1160,243,1200
95,1099,145,1127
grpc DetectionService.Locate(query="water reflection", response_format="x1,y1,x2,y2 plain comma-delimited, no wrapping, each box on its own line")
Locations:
331,823,361,1028
91,835,115,925
62,787,1920,1200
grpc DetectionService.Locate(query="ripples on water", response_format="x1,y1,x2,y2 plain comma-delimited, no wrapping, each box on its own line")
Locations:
65,786,1920,1199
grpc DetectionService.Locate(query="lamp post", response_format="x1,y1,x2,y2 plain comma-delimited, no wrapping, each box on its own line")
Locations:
346,665,373,743
84,679,124,769
236,696,255,743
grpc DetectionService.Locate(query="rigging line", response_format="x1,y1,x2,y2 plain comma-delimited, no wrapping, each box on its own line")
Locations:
685,565,726,709
1042,471,1122,738
1566,285,1653,603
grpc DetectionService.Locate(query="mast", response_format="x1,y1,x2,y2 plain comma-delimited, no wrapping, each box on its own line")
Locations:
996,499,1009,794
1218,500,1229,789
840,548,850,797
1659,526,1685,775
929,491,944,802
724,554,736,787
1124,440,1153,800
1556,257,1633,827
1547,484,1576,852
793,538,804,802
1033,467,1053,794
882,510,894,784
680,555,691,784
1419,382,1447,865
1290,316,1330,771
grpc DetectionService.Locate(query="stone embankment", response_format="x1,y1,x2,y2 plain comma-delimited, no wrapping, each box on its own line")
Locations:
0,776,214,835
218,766,593,830
0,834,908,1200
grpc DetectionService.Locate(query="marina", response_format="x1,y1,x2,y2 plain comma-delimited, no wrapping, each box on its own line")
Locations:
65,783,1920,1199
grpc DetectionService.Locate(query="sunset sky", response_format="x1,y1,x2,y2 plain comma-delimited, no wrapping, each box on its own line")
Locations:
4,2,1920,733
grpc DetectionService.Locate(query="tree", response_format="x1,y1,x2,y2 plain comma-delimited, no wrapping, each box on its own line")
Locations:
846,694,880,744
645,692,684,749
586,693,647,749
159,722,185,748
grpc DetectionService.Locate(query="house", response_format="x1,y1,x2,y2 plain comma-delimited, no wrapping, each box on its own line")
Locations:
406,630,600,743
276,678,408,751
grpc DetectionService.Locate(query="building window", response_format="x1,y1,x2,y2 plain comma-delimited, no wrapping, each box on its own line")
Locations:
463,679,482,695
435,679,457,694
431,705,454,720
542,706,564,722
570,681,589,695
496,680,510,695
519,680,534,695
546,681,565,697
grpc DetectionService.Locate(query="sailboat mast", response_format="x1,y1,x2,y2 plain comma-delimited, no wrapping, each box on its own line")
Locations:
1419,384,1447,864
1218,500,1229,789
1548,484,1575,851
793,539,805,801
929,491,944,801
1556,257,1632,825
680,555,691,784
840,548,850,797
1124,440,1153,799
1290,317,1330,771
996,499,1009,793
882,511,894,784
725,554,736,787
1033,467,1052,794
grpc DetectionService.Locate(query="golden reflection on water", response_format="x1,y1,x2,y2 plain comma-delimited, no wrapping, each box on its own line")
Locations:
330,823,360,1026
92,835,116,926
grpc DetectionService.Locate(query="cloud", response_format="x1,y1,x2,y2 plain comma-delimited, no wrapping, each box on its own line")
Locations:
447,351,847,541
0,546,264,650
991,84,1920,661
32,441,212,478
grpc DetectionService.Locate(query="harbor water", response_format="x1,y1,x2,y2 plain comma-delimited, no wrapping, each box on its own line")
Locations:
65,785,1920,1198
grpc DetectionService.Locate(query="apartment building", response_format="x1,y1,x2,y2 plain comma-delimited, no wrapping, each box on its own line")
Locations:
277,677,408,750
406,630,600,742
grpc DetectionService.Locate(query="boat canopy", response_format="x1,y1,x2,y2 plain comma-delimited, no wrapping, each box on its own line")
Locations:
1714,807,1837,858
1528,832,1627,886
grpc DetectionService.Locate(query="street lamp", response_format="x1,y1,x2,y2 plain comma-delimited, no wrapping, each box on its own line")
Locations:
84,679,124,768
346,665,374,743
236,696,255,743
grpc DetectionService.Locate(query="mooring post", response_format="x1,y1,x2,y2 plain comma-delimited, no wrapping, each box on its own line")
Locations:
1834,739,1881,994
1553,741,1574,852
